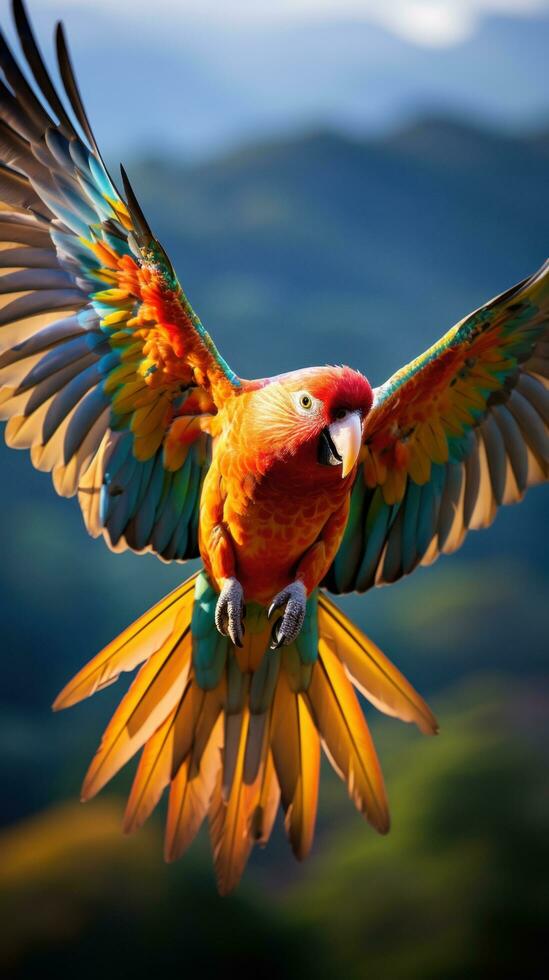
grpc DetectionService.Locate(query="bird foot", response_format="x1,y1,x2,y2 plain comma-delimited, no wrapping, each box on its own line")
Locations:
215,577,245,647
268,580,307,649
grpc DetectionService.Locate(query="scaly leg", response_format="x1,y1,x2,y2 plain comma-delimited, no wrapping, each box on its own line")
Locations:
268,580,307,649
215,577,245,648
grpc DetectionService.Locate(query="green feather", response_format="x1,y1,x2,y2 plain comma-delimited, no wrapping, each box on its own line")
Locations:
192,570,228,689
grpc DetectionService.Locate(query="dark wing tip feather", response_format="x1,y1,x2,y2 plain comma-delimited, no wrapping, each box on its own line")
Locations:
0,20,53,134
12,0,76,137
120,164,154,245
54,19,95,149
54,18,121,200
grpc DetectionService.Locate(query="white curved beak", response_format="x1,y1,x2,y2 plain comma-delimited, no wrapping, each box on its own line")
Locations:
328,411,363,478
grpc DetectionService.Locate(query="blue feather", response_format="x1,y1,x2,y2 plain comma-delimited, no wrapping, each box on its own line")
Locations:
356,489,391,591
68,138,94,179
332,478,365,592
103,431,132,483
88,155,116,199
18,336,96,391
63,386,110,462
43,362,102,443
401,480,422,575
382,507,405,582
77,175,117,222
45,129,75,173
133,453,165,548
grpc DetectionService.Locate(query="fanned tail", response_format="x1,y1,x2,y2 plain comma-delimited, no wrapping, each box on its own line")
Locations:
55,571,437,893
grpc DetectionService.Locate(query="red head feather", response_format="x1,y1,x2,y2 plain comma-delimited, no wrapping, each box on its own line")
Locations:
239,365,373,480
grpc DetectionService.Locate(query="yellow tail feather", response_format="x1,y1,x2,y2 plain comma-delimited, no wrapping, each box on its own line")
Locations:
81,626,192,801
318,593,438,735
271,671,321,859
309,638,390,834
123,701,181,835
165,715,223,863
53,576,197,711
54,573,437,893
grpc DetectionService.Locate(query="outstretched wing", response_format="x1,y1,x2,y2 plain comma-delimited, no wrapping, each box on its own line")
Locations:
0,0,240,561
324,260,549,593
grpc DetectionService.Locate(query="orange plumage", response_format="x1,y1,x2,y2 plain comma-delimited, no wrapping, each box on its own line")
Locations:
199,366,372,603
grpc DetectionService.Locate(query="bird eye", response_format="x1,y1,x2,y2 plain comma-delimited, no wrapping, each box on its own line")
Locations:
299,393,313,410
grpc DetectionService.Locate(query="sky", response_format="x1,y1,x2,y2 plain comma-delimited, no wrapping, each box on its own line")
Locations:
4,0,549,157
52,0,549,46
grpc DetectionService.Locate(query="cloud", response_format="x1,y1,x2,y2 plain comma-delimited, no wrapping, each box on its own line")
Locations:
53,0,549,47
365,0,549,46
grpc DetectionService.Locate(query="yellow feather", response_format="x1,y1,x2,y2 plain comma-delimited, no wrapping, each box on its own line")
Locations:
209,708,254,896
93,287,133,304
122,677,222,835
453,381,487,411
103,362,139,395
163,439,189,472
307,639,390,833
407,441,432,485
286,695,320,860
133,425,166,461
131,396,169,439
245,707,281,846
416,419,448,464
251,749,280,846
318,594,438,735
382,464,407,505
81,626,193,801
111,379,149,415
120,341,145,362
53,576,197,710
170,682,223,783
271,672,320,859
123,700,182,835
102,309,132,326
164,714,224,862
271,671,299,809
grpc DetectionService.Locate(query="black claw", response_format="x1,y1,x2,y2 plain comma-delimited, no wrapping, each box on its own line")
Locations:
269,620,284,650
267,581,307,647
267,598,280,620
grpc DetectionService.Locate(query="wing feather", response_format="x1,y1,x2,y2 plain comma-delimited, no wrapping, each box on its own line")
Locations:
0,1,238,562
325,260,548,593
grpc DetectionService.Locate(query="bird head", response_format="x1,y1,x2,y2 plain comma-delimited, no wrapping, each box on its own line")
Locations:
245,365,373,481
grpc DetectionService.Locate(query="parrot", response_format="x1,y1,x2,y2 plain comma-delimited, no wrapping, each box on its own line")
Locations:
0,0,548,894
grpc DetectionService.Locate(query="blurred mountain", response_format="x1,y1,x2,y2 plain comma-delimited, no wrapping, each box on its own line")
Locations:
126,116,549,380
16,4,549,155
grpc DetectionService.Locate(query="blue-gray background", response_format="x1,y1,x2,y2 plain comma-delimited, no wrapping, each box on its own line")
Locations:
0,2,548,977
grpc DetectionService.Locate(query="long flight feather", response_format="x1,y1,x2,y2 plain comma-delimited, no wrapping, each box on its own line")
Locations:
53,574,197,709
307,638,390,833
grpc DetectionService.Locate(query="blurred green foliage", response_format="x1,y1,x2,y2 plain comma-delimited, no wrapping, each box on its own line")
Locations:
1,681,547,979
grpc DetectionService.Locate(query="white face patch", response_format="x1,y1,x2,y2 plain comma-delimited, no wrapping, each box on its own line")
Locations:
247,383,325,463
291,390,324,417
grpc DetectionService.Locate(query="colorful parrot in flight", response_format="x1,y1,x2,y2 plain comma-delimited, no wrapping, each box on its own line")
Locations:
0,0,548,894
